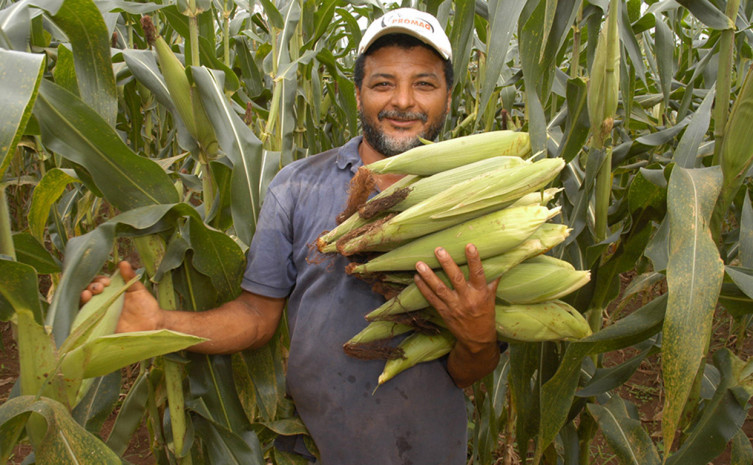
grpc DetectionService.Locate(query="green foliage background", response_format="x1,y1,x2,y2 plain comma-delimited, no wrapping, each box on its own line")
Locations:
1,0,753,464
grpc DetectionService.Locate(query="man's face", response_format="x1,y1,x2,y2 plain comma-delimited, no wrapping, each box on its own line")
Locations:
357,45,451,157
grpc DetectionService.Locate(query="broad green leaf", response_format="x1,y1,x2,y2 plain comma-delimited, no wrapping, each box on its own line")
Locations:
627,169,666,219
675,0,734,30
645,215,669,272
28,168,80,242
557,77,590,163
730,428,753,465
587,396,661,464
185,216,244,298
190,400,265,465
449,0,475,96
665,349,752,465
537,294,667,455
576,341,657,397
33,79,180,212
0,49,45,180
121,49,175,112
0,258,43,323
0,395,122,463
725,266,753,301
105,371,149,454
0,1,32,50
233,344,280,423
53,43,78,96
662,166,725,454
653,13,673,109
61,330,205,380
97,0,163,14
478,0,525,118
189,353,251,432
508,342,542,457
674,89,715,168
192,66,264,245
36,0,118,126
71,371,120,432
12,232,61,274
742,191,753,267
16,309,62,400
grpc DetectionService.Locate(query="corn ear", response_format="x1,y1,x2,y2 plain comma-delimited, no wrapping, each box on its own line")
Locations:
154,36,197,138
365,130,531,175
377,330,456,385
365,223,571,320
494,300,592,342
338,159,564,255
317,175,420,251
373,156,530,214
496,259,590,304
587,0,620,147
347,205,561,275
345,320,413,346
62,270,134,354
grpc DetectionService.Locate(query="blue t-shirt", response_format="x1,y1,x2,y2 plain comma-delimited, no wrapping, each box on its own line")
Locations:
242,137,467,465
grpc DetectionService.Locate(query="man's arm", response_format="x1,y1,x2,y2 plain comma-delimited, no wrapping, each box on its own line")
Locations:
413,245,500,388
84,261,285,354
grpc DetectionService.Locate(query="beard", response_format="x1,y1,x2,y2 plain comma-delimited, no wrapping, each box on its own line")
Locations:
360,108,447,157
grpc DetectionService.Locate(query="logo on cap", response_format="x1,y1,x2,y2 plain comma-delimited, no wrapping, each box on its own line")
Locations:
381,14,435,33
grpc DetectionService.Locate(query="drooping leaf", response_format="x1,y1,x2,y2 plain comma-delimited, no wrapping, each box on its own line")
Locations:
36,0,118,126
185,216,245,298
662,166,725,454
587,396,661,464
28,168,80,242
0,49,45,180
0,395,123,463
12,232,61,274
0,258,43,323
741,191,753,267
33,79,180,212
674,0,734,30
665,349,753,465
192,66,264,245
478,0,526,117
537,294,667,455
61,330,205,381
674,89,715,168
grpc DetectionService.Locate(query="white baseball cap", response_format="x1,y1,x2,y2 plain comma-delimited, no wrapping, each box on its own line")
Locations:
357,8,452,61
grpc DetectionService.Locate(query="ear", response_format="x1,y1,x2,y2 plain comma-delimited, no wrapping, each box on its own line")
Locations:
445,90,451,113
356,86,362,112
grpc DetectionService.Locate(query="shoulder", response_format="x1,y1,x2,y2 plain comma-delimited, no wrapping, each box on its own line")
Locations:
269,137,363,190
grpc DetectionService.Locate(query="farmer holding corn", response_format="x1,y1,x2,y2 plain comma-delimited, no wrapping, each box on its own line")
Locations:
84,8,501,464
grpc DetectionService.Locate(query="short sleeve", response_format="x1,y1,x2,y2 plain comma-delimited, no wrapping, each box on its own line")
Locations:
241,188,297,298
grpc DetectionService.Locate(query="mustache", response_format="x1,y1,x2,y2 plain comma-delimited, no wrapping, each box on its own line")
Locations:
377,110,428,123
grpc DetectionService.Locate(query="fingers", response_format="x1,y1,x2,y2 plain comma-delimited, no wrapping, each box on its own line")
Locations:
80,276,111,305
464,244,487,289
118,261,137,281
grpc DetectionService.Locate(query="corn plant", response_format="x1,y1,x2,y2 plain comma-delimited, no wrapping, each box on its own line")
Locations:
1,0,753,464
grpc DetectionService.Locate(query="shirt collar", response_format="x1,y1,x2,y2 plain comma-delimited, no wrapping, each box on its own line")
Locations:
336,136,364,173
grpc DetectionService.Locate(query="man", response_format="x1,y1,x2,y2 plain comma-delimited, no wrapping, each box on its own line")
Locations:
85,8,501,464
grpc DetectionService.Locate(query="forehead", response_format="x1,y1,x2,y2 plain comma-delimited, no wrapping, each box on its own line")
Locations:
363,45,446,80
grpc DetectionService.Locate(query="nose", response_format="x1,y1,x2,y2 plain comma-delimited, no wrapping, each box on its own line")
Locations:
390,84,416,110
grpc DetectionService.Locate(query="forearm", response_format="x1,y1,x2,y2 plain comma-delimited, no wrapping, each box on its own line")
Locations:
155,293,284,355
447,339,500,388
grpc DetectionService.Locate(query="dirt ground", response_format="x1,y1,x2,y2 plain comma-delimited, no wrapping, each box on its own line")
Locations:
1,273,752,464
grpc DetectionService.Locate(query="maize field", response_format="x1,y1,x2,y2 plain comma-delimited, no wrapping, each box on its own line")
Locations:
1,0,753,464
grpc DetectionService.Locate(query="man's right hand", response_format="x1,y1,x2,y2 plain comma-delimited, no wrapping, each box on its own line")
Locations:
81,261,164,333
